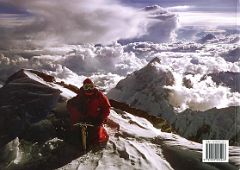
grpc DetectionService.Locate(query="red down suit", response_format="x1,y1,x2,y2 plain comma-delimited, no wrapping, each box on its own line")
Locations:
67,88,110,144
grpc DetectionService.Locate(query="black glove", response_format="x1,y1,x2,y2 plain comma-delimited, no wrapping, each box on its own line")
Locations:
92,119,104,126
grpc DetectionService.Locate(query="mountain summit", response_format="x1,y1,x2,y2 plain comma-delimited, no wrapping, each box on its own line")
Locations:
108,58,240,145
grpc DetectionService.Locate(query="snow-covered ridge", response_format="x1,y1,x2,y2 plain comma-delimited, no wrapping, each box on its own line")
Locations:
4,69,174,133
109,100,173,133
0,69,239,170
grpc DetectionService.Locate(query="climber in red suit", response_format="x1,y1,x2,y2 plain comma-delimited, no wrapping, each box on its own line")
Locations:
67,78,111,146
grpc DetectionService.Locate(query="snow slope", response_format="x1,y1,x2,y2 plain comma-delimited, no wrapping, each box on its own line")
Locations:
0,69,239,170
59,108,240,170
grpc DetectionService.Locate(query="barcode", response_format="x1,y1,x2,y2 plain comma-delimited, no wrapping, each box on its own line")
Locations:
202,140,229,162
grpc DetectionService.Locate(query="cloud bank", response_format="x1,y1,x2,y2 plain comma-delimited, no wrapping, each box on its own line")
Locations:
0,14,239,110
0,31,239,93
1,0,149,48
0,0,179,49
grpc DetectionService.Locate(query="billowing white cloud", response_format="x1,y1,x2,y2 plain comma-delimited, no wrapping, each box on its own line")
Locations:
178,12,239,27
0,1,179,49
165,73,240,112
0,0,149,47
122,5,178,43
0,43,145,91
167,5,193,12
0,30,240,102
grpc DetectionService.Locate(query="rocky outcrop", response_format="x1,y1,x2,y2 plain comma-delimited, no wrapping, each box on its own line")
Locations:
206,72,240,93
221,47,240,63
0,69,101,169
198,33,216,44
0,70,61,147
174,106,240,146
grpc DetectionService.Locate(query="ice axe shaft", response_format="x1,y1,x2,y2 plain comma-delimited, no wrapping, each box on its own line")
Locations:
73,122,94,152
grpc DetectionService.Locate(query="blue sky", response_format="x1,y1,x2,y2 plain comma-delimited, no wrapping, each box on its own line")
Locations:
0,1,26,14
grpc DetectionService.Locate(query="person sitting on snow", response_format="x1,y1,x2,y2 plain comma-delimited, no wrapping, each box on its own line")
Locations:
67,78,111,148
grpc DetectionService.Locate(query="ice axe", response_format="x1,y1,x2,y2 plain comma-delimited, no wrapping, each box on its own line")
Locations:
73,122,94,152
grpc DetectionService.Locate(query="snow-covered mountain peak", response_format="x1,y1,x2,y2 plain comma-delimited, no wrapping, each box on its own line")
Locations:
148,57,161,64
108,58,240,146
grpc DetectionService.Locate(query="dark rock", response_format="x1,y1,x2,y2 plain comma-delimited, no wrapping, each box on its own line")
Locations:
198,33,216,43
221,47,240,63
23,119,56,143
189,124,211,142
149,57,161,64
208,72,240,93
175,106,240,145
183,77,193,88
56,81,79,94
190,58,199,65
0,69,60,147
5,69,56,85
